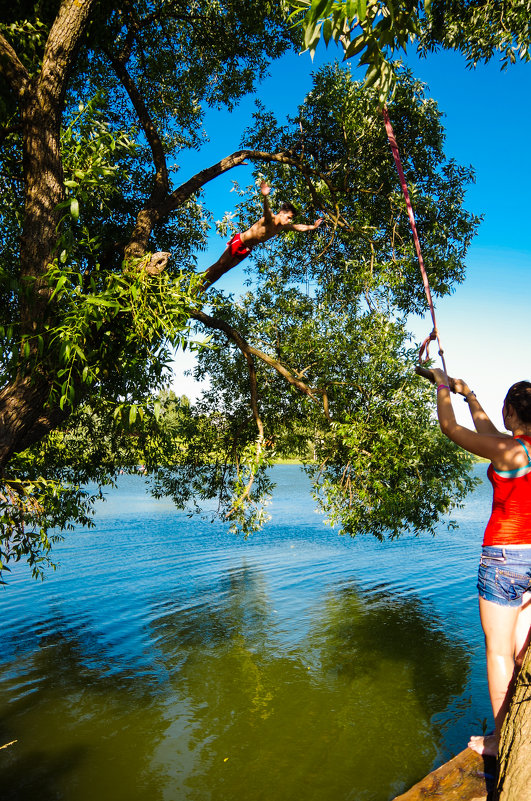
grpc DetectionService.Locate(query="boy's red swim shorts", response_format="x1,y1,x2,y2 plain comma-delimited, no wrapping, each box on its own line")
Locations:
227,233,251,260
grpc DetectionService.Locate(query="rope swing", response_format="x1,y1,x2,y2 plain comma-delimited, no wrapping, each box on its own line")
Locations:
382,107,448,378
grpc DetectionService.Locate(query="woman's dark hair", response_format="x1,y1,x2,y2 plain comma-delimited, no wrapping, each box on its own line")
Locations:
505,381,531,423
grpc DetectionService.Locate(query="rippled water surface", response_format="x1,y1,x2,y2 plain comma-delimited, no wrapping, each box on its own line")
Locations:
1,465,493,801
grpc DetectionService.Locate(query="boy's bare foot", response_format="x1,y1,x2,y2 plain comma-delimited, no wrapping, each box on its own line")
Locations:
468,733,498,757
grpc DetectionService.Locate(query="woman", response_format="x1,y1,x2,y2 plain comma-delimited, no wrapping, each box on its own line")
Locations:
431,369,531,757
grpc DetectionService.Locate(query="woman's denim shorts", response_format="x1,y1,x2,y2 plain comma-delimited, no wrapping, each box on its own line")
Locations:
478,547,531,607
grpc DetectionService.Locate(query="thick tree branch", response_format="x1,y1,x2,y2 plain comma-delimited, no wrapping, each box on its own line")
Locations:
0,375,68,472
125,148,337,261
107,53,170,197
0,32,29,95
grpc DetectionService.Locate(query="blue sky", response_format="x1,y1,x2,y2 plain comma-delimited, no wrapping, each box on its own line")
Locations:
172,41,531,429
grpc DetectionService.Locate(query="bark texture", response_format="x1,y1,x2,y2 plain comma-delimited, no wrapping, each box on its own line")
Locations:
391,748,495,801
497,642,531,800
0,0,95,473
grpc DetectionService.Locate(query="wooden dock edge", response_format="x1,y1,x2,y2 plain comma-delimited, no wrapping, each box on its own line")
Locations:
392,747,496,801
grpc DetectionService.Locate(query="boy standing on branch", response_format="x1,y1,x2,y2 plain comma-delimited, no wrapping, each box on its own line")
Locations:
199,182,323,291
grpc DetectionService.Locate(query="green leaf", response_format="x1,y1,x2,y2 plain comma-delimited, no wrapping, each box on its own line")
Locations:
304,19,317,50
51,275,67,299
346,0,356,22
129,405,137,425
70,198,80,220
308,0,331,23
84,296,119,308
344,34,366,59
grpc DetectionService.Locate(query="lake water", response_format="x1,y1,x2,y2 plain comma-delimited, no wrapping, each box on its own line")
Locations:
1,465,493,801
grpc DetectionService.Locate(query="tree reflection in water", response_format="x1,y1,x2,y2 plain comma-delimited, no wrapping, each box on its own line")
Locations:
148,564,469,801
0,564,470,801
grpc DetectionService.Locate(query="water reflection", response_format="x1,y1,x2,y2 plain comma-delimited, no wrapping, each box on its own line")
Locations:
312,583,469,715
1,611,168,801
146,565,470,801
1,457,480,801
1,562,471,801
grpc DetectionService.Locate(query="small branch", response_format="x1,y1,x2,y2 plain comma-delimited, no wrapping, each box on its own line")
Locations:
191,309,321,403
226,353,265,516
246,354,264,441
0,32,29,95
322,390,331,421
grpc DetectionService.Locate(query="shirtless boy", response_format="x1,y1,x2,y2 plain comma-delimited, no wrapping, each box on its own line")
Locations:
200,182,323,291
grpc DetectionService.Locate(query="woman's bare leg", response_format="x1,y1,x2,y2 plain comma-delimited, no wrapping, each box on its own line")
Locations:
468,597,521,756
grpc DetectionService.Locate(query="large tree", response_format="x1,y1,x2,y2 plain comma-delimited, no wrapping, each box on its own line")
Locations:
1,0,479,578
0,0,298,573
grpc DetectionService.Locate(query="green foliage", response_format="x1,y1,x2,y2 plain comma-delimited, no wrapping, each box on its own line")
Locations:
1,2,484,578
0,0,302,577
0,475,99,582
0,389,195,579
242,65,480,315
178,66,480,537
307,319,476,538
289,0,531,104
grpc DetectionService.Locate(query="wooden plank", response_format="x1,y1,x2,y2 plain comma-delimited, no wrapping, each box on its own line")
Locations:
392,747,496,801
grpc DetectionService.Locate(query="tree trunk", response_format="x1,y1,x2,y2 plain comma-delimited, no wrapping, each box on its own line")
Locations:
497,642,531,799
392,642,531,801
392,748,495,800
0,375,68,475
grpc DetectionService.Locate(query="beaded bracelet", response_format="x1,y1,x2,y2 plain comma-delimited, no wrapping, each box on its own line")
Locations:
437,384,450,391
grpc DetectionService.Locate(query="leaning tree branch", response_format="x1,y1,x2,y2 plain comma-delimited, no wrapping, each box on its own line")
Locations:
165,149,339,214
191,309,332,415
125,148,342,261
107,53,170,198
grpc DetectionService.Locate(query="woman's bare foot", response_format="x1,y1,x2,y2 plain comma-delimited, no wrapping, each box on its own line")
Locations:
468,733,499,757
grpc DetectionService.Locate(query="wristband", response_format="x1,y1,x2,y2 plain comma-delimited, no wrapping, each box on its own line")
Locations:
464,391,476,403
437,384,450,392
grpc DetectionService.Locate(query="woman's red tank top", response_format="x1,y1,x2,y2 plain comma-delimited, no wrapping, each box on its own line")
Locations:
483,435,531,546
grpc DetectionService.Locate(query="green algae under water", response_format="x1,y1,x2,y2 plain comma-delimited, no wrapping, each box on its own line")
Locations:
0,466,491,801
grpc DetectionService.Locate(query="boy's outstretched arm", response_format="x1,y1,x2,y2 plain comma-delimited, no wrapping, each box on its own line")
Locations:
288,217,324,232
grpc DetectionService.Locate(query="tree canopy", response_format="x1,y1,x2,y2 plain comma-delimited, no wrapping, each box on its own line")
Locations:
291,0,531,103
1,0,483,578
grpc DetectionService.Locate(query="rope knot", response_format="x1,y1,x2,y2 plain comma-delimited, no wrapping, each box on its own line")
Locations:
418,329,438,364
